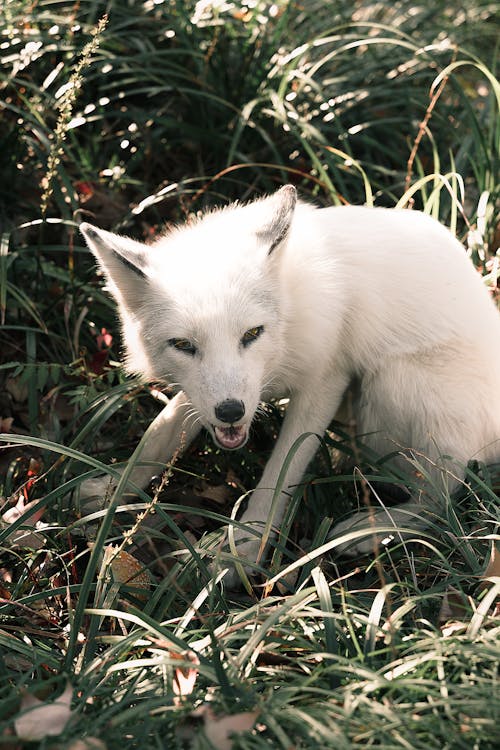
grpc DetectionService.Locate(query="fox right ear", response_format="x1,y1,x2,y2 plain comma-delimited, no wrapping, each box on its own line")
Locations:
258,184,297,255
80,223,150,311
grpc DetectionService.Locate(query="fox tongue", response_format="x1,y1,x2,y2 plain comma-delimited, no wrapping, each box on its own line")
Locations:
214,424,247,450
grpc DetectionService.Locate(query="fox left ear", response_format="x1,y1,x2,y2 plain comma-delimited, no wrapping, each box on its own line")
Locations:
259,185,297,254
80,223,150,312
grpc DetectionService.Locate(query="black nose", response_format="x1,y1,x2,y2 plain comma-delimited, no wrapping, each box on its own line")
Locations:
214,399,245,424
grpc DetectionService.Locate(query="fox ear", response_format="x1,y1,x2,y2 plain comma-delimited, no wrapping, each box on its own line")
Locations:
259,184,297,254
80,223,150,311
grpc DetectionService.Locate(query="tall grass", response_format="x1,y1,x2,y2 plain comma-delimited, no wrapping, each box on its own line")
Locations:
0,1,499,748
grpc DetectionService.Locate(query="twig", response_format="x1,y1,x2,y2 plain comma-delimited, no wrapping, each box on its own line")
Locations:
405,48,457,195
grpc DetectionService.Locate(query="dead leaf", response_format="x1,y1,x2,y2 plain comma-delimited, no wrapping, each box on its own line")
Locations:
438,586,469,624
274,567,300,595
105,545,150,595
481,543,500,616
441,621,467,637
203,708,259,750
2,494,46,549
0,725,23,750
194,483,233,506
0,416,13,432
148,640,199,702
15,683,73,740
22,457,42,499
232,9,252,22
64,738,107,750
2,494,45,526
5,376,28,404
171,650,200,701
0,567,12,599
4,652,38,672
482,543,500,579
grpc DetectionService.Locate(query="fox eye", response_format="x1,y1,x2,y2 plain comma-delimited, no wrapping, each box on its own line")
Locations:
241,325,264,347
168,338,197,355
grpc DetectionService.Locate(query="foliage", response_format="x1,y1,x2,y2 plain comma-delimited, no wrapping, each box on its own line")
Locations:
0,0,499,747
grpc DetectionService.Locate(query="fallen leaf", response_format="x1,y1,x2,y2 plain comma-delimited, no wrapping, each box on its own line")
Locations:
0,725,23,750
2,494,45,526
4,652,38,672
15,683,73,740
194,483,233,506
5,376,28,404
21,457,42,500
441,621,466,637
107,546,150,595
148,640,199,702
64,738,108,750
232,9,252,22
482,542,500,579
274,567,300,595
481,543,500,616
2,494,47,549
0,416,13,432
438,586,469,624
203,708,259,750
171,650,200,702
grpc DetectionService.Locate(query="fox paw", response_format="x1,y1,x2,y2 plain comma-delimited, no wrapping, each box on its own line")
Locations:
212,527,264,589
330,503,428,557
329,509,402,557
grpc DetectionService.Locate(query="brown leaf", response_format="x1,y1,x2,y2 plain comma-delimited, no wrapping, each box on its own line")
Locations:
0,417,13,433
2,495,45,526
274,567,300,595
0,725,23,750
481,543,500,616
5,377,28,404
15,683,73,740
2,495,47,549
65,738,108,750
171,650,200,700
194,483,233,506
438,586,469,624
482,543,500,579
106,546,150,593
148,640,200,701
203,708,259,750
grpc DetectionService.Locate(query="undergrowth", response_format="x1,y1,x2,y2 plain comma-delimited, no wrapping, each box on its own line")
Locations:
0,1,499,748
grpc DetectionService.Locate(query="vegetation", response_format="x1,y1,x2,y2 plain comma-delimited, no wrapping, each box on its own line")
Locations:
0,0,499,747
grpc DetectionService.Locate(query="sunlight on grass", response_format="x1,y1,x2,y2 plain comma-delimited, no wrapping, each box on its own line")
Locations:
0,1,498,747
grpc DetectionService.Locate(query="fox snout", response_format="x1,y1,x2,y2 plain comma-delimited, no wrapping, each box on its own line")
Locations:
214,399,246,424
212,399,248,451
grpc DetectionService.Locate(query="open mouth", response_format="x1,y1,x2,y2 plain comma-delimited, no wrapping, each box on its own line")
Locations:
213,424,248,450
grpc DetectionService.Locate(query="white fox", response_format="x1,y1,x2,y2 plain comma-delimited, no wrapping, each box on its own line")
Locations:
81,186,500,577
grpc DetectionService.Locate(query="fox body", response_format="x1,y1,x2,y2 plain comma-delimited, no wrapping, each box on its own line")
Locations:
81,186,500,574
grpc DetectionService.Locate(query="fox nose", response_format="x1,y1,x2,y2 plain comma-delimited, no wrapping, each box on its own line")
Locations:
214,399,245,424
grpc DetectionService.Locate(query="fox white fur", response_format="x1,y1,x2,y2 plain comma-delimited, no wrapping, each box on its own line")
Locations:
81,186,500,577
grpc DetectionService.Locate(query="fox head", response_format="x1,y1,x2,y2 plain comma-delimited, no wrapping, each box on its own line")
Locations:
81,185,297,449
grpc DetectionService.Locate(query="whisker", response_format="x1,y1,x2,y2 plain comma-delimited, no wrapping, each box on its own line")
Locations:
182,407,203,432
183,410,200,425
255,403,270,420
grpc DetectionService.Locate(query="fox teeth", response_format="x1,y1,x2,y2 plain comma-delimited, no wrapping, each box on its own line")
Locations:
214,424,247,450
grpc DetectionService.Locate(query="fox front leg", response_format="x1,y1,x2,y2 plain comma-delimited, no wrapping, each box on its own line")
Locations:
222,374,350,584
78,391,201,511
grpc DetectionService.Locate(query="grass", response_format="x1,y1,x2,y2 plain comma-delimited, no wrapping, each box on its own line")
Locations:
0,0,499,747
